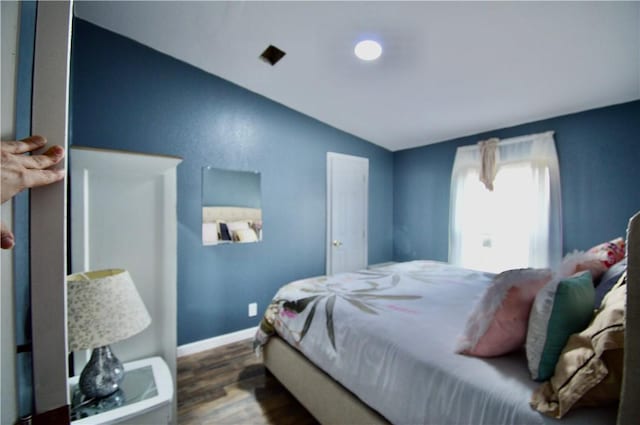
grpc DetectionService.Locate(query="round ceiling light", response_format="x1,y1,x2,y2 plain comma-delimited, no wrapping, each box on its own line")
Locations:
354,40,382,61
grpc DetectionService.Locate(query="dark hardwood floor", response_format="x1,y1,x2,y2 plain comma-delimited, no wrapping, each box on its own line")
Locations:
177,339,319,425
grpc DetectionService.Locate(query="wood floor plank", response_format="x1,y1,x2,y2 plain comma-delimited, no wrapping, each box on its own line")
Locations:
177,339,319,425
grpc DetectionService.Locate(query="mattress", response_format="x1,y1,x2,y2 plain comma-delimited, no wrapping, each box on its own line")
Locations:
255,261,617,424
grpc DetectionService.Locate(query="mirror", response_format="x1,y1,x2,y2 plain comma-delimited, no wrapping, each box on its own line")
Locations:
202,166,262,245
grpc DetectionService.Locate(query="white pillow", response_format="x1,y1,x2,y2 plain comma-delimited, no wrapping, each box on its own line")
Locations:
202,222,218,244
234,228,258,243
226,221,250,232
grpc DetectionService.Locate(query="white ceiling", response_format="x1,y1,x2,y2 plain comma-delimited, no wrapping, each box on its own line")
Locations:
75,1,640,152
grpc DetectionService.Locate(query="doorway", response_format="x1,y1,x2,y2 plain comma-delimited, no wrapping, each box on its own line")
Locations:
326,152,368,275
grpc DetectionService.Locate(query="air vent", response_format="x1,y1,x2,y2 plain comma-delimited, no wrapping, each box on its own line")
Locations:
259,45,286,66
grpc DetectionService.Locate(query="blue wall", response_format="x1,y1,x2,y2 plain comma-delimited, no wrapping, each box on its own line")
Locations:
70,20,394,345
394,100,640,262
71,19,640,346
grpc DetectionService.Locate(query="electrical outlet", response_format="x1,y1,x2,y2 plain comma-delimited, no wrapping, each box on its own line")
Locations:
248,302,258,317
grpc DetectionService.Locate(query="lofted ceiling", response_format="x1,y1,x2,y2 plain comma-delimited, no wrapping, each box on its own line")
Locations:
74,1,640,152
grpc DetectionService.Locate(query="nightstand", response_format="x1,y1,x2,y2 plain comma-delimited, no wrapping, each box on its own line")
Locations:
69,356,173,425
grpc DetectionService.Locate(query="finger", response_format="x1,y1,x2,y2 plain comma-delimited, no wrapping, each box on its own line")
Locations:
1,135,47,154
23,169,66,189
1,222,15,250
18,145,65,169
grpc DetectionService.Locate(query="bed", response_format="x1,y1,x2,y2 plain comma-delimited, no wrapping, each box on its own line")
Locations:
202,206,262,245
254,212,639,425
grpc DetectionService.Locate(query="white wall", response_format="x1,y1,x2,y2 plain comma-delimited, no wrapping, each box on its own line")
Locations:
1,1,20,424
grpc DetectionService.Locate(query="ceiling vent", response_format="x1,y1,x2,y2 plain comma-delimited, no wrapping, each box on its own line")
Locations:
259,45,286,66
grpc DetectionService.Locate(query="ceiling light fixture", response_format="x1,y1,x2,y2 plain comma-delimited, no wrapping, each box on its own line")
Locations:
354,40,382,61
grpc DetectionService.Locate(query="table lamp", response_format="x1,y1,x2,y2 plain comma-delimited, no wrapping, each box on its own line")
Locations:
67,269,151,399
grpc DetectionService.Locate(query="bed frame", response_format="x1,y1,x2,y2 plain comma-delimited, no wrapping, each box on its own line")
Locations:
619,211,639,424
263,211,640,425
264,337,388,424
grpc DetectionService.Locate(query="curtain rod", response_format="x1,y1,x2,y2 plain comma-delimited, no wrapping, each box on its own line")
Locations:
456,130,555,152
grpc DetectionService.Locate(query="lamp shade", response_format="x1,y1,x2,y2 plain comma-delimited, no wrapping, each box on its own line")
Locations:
67,269,151,352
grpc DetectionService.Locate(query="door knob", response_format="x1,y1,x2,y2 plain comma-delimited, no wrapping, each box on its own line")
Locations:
332,240,342,247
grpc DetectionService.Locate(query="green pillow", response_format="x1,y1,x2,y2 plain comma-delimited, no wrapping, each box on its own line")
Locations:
526,271,595,381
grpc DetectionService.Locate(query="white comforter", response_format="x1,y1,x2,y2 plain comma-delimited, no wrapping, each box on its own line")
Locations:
255,261,616,424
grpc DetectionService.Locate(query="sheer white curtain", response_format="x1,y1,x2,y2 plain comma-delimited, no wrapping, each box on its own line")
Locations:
449,131,562,273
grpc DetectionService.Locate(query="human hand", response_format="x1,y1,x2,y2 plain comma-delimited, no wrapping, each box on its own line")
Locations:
1,221,14,249
1,135,66,249
1,135,65,204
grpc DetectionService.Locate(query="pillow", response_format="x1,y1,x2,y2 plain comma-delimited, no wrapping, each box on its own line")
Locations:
234,228,258,243
226,220,250,232
530,277,626,418
456,268,552,357
218,222,232,241
588,237,625,268
594,258,626,308
202,222,218,244
558,250,607,281
597,256,627,287
526,271,595,381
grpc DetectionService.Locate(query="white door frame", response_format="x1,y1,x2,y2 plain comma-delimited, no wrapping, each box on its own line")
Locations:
326,152,368,275
29,0,73,418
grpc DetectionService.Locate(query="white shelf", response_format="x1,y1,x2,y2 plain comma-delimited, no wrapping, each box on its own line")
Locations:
69,356,173,425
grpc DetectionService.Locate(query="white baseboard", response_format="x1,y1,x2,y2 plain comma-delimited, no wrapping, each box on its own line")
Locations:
177,326,258,357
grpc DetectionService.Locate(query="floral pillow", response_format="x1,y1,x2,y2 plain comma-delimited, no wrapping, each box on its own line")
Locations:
588,237,625,268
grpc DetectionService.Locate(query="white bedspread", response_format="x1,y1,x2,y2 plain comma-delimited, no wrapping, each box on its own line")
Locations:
255,261,617,424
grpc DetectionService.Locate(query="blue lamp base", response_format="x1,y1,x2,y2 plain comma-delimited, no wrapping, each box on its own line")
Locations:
79,345,125,399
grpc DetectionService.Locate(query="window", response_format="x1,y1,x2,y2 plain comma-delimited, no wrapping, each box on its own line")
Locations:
449,132,562,273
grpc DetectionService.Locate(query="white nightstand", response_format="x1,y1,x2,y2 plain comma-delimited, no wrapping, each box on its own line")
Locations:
69,356,173,425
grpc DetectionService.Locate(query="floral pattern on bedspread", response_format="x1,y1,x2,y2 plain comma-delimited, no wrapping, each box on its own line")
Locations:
253,260,491,354
252,261,617,425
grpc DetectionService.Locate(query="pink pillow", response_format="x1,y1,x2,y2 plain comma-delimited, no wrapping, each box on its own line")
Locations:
456,268,552,357
588,237,625,268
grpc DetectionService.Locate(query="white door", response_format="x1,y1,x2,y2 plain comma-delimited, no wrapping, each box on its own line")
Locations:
326,153,368,275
